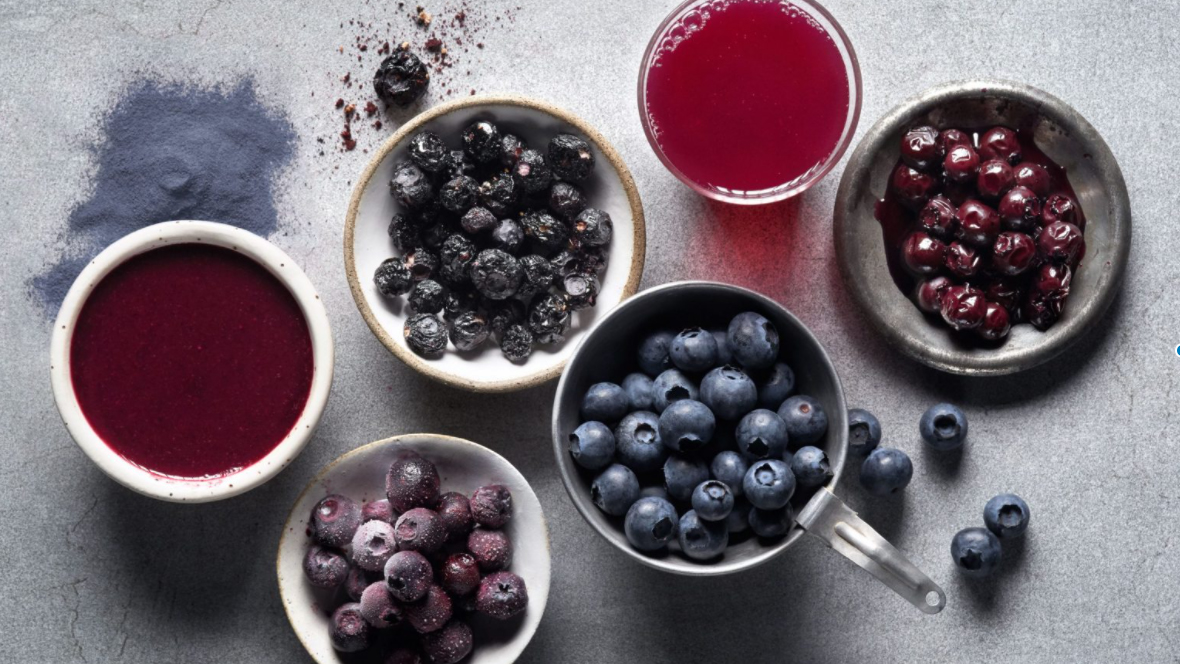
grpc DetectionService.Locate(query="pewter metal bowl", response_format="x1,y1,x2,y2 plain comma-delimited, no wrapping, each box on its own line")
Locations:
833,80,1131,375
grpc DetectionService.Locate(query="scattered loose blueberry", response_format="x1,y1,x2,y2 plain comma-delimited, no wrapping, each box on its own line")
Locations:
350,520,399,572
467,528,513,571
757,362,796,409
329,602,371,652
621,372,655,411
984,493,1030,539
360,582,403,629
470,485,513,528
670,328,719,373
700,366,757,420
678,510,729,561
778,395,828,445
615,411,667,472
651,369,700,413
658,399,716,453
303,544,350,588
384,550,433,603
920,403,968,451
790,446,833,488
405,584,453,634
591,464,641,516
847,408,882,456
736,409,789,460
860,448,913,496
373,50,429,107
743,459,796,510
951,527,1002,578
476,571,530,620
748,505,794,539
386,452,441,513
692,480,735,522
710,451,749,497
664,455,710,503
309,494,362,548
624,496,679,551
569,421,616,470
394,508,446,553
727,312,780,370
581,382,630,423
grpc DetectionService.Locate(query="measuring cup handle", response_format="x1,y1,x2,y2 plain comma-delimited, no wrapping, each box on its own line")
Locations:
797,487,946,614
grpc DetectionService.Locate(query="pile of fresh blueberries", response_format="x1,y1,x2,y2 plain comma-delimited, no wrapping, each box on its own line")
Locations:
373,120,612,362
849,402,970,496
302,451,529,663
952,493,1031,577
568,311,837,560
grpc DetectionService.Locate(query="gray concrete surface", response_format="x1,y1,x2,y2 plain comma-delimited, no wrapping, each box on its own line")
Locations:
1,0,1176,661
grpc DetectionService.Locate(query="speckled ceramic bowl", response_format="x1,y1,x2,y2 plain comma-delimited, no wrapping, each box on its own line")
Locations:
277,434,551,663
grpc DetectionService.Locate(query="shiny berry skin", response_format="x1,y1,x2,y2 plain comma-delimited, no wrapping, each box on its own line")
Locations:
942,145,980,183
373,50,429,107
985,278,1024,313
408,131,449,173
309,494,362,548
386,452,441,513
384,550,433,603
1041,193,1081,227
951,527,1002,578
889,163,937,210
940,285,987,330
421,620,474,664
329,603,372,652
900,125,943,171
405,584,453,634
859,448,913,496
476,571,529,620
467,528,513,571
1031,262,1073,301
440,553,481,597
512,149,553,194
918,195,959,239
678,510,729,560
901,232,947,275
1013,162,1051,196
1022,296,1057,330
978,126,1022,164
998,185,1043,232
992,231,1038,276
976,159,1015,199
847,408,882,456
984,493,1031,539
303,544,350,588
375,258,414,298
944,241,981,279
1038,221,1085,264
470,484,513,528
499,133,527,167
625,496,680,551
462,121,501,163
956,199,1000,247
938,128,972,154
915,276,952,313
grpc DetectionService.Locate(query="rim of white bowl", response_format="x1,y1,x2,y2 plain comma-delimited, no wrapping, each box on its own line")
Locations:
48,220,335,503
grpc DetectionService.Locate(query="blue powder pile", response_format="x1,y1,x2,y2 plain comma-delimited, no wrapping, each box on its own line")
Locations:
32,79,297,312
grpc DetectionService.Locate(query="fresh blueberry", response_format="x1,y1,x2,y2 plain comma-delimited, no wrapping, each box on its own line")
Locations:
303,544,349,588
951,527,1002,578
350,520,399,572
710,451,749,497
569,421,616,470
384,550,433,603
778,395,828,445
781,448,794,468
467,528,513,571
860,448,913,496
329,603,371,652
677,510,729,561
757,362,796,409
581,382,629,423
624,496,679,551
748,505,794,539
637,330,675,376
920,403,968,450
847,408,882,456
658,399,715,453
692,480,734,521
711,330,733,365
726,499,752,534
736,409,789,460
615,411,667,471
622,372,655,411
984,494,1030,539
664,455,710,503
591,464,640,516
727,312,780,370
640,485,670,501
470,485,513,528
670,328,719,373
651,369,700,413
743,459,795,510
700,366,757,420
790,446,833,488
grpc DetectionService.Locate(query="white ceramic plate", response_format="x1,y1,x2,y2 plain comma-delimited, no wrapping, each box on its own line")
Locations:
276,434,551,663
344,95,645,393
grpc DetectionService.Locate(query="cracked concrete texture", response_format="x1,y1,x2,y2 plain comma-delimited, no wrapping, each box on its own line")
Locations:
1,0,1178,662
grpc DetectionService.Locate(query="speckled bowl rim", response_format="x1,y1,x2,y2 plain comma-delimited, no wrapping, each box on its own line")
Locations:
48,220,335,503
343,94,647,393
276,433,552,664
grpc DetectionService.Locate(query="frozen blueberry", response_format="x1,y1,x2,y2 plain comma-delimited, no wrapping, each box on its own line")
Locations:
500,133,527,167
778,395,828,445
395,508,445,553
405,584,453,634
528,292,572,344
470,248,523,301
860,448,913,496
386,452,441,512
591,463,640,515
790,446,832,488
743,459,795,510
449,312,490,352
669,328,719,373
651,369,700,413
663,454,710,503
573,208,613,246
920,403,968,451
615,411,666,471
581,382,630,423
638,330,676,376
384,550,433,603
351,520,399,572
470,485,513,528
569,421,616,470
727,312,779,370
309,494,362,548
375,258,414,297
440,552,481,597
462,121,501,163
624,496,679,551
404,313,448,356
548,133,596,181
847,408,882,456
436,492,474,541
622,372,655,411
409,279,447,314
549,181,588,219
710,451,749,497
345,566,372,601
711,330,733,365
329,603,371,652
692,480,734,521
658,399,715,453
421,619,474,664
736,409,789,461
408,131,449,173
386,648,424,664
467,527,513,572
476,571,529,620
700,366,757,421
678,510,728,561
726,499,752,534
748,505,794,539
490,217,525,254
390,161,434,209
951,527,1002,578
360,582,403,629
499,323,533,362
512,149,553,194
303,544,349,588
373,49,429,107
984,493,1030,539
757,362,796,409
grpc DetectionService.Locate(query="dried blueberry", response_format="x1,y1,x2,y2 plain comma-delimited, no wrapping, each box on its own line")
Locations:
478,173,518,217
329,602,371,652
449,312,489,351
438,175,479,213
408,131,449,173
499,323,533,361
373,50,429,107
573,208,612,246
549,250,581,277
469,249,523,300
548,133,595,181
421,222,452,251
438,233,476,282
460,206,497,234
405,584,453,634
528,293,571,344
467,528,513,571
384,550,433,603
499,133,527,167
517,254,555,300
490,217,525,254
421,620,473,664
374,258,413,298
443,148,474,179
303,544,349,588
390,160,434,209
512,148,553,194
309,494,362,548
562,272,599,310
408,279,447,314
521,210,569,255
386,451,440,512
442,287,478,321
388,214,420,253
462,120,501,163
404,313,448,356
549,181,588,219
403,249,438,282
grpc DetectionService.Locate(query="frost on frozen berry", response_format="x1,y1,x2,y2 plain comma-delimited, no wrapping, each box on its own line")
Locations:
384,550,433,603
421,619,474,664
470,484,514,528
395,507,446,553
386,451,441,512
405,584,454,634
360,581,403,629
303,544,349,588
309,494,362,548
440,552,481,597
373,50,429,107
350,520,399,572
436,491,475,541
329,602,371,652
467,528,513,572
476,571,529,620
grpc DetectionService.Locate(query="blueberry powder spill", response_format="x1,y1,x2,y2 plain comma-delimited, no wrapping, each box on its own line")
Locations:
30,79,296,313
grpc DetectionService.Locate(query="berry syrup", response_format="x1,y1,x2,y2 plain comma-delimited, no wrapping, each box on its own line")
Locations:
70,244,313,479
643,0,852,196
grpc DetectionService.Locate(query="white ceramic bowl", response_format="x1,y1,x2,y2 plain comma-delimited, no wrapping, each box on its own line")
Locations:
344,95,646,393
48,220,334,502
276,434,551,664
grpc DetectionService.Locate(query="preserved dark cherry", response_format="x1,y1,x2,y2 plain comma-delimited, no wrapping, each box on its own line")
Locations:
373,50,430,107
460,207,497,234
404,313,448,356
512,149,553,194
563,273,599,310
390,161,434,209
573,208,613,247
940,285,988,330
462,121,501,163
499,323,533,361
375,258,414,297
499,134,527,167
1030,263,1073,304
1038,221,1085,264
998,186,1042,232
938,128,973,154
944,241,981,278
915,276,953,313
978,126,1022,165
900,126,943,171
409,279,448,314
548,134,595,181
438,176,480,213
478,174,518,217
1042,193,1081,227
490,218,524,254
521,211,569,255
901,232,947,275
528,293,571,344
1013,162,1051,197
408,132,449,173
956,200,1000,247
985,278,1024,313
405,248,439,281
517,255,555,300
943,145,981,183
549,182,588,219
918,195,959,239
978,302,1011,341
449,312,490,352
469,249,524,300
976,159,1015,199
889,163,938,210
992,231,1038,276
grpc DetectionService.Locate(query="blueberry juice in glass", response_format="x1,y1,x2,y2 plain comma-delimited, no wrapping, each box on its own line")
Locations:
639,0,861,204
